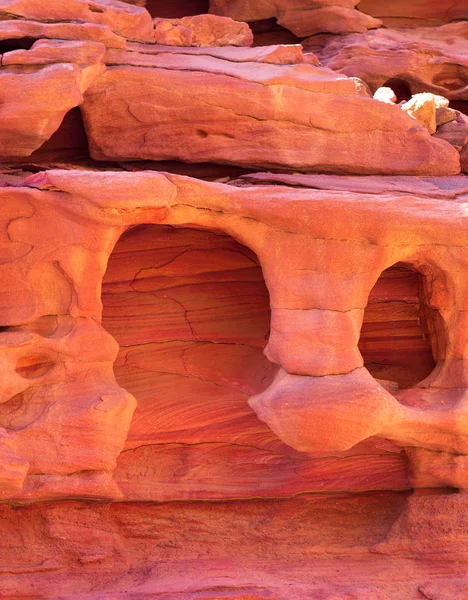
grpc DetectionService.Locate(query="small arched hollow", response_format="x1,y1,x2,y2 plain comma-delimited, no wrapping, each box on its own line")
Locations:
30,107,89,163
382,78,413,103
101,224,276,448
358,262,446,391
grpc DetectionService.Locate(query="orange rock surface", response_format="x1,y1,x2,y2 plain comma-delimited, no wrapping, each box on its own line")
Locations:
153,14,253,47
79,49,459,174
314,23,468,101
358,0,468,27
209,0,382,37
0,0,468,598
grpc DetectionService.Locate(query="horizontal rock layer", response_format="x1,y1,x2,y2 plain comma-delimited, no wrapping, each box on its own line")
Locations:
79,48,459,174
314,22,468,101
0,491,425,599
0,13,465,174
358,0,468,27
209,0,382,37
0,0,155,43
153,14,254,47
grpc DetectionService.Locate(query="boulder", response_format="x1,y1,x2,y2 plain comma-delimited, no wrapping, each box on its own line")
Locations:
358,0,468,27
373,87,396,104
436,106,458,127
0,0,155,43
434,111,468,150
0,41,106,158
401,93,440,134
209,0,381,37
153,14,253,47
80,50,460,175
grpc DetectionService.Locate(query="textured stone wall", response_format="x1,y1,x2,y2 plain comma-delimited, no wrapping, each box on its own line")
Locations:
0,1,468,599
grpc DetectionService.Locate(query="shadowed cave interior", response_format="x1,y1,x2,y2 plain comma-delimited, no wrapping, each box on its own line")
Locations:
101,224,276,451
360,263,438,390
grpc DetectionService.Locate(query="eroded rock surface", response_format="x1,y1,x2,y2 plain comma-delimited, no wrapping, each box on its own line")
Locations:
80,50,459,174
314,22,468,101
0,169,465,502
209,0,382,37
0,12,463,175
0,0,155,42
358,0,468,27
1,0,468,597
153,14,253,46
0,41,106,158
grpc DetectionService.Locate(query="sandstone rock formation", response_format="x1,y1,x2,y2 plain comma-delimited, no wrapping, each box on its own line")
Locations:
0,0,155,42
358,0,468,28
1,0,468,598
400,93,448,134
0,40,106,158
80,50,459,174
313,22,468,101
209,0,382,37
153,14,253,47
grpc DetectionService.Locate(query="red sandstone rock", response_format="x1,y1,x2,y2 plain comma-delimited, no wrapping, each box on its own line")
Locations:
374,491,468,559
209,0,382,37
2,38,108,66
0,0,155,43
80,51,459,174
0,41,105,158
0,427,28,499
0,492,423,598
153,14,253,47
120,41,314,64
358,0,468,27
461,142,468,173
436,106,457,127
0,18,127,48
278,5,381,37
238,171,468,197
250,368,398,452
1,0,468,595
405,447,468,489
315,22,468,100
434,110,468,151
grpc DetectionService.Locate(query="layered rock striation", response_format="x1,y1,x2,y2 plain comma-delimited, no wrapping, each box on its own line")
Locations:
1,0,468,598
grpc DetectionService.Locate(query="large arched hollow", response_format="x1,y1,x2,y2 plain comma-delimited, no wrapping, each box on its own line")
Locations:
359,261,446,391
101,224,276,449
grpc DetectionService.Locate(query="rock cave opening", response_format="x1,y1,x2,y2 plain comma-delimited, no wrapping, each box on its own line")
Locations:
0,37,37,53
450,99,468,116
144,0,209,19
101,224,276,449
382,78,413,103
27,107,90,164
250,18,300,47
358,262,445,391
